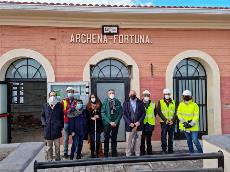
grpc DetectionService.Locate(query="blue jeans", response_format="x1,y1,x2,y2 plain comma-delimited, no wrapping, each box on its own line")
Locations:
161,123,175,152
63,123,69,154
70,134,84,159
184,131,203,153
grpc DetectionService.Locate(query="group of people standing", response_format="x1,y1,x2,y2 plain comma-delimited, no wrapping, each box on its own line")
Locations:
41,86,203,161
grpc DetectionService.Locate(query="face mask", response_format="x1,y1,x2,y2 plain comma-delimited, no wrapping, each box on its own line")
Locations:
48,96,57,105
76,103,83,109
184,96,191,101
130,94,136,100
165,95,170,100
143,97,149,102
67,93,74,98
91,98,96,103
109,94,115,99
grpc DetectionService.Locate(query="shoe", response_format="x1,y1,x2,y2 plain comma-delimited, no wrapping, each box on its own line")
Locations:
140,151,146,156
63,153,68,159
147,152,153,155
112,153,118,157
168,150,174,154
161,151,167,155
104,153,109,158
76,155,81,159
91,154,95,158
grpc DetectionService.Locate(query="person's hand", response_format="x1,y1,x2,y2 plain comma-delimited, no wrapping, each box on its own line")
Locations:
95,115,99,119
91,117,96,120
134,121,140,127
110,122,116,127
129,123,134,128
132,126,137,132
168,121,173,125
71,132,75,136
185,123,192,129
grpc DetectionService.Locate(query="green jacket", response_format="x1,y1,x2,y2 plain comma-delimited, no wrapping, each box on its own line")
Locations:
101,98,122,126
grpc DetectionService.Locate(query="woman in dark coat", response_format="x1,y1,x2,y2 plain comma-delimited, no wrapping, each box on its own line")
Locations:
68,99,87,160
86,93,103,158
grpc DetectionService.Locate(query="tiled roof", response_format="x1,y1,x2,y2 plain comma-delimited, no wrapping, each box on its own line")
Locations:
0,1,230,9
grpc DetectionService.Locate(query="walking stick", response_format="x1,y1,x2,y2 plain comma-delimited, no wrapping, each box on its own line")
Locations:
94,117,97,156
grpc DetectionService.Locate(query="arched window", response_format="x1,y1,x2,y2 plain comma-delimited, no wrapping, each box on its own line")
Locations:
5,58,47,79
90,58,130,78
173,58,206,77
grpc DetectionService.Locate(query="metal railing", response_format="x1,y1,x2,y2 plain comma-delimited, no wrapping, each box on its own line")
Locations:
34,151,224,172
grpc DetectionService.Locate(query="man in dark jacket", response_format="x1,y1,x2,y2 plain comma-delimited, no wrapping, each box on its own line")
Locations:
123,90,146,156
101,89,122,157
41,91,64,161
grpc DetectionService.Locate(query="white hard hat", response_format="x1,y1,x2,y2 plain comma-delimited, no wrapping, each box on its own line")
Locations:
182,90,192,96
143,90,151,95
66,87,74,91
163,88,171,94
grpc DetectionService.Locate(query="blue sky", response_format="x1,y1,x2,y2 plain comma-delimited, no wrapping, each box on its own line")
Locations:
13,0,230,7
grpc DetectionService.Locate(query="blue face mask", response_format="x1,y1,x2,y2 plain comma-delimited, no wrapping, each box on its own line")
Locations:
76,103,83,109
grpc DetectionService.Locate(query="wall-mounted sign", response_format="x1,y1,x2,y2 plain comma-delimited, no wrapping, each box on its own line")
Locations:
70,33,152,44
102,25,119,35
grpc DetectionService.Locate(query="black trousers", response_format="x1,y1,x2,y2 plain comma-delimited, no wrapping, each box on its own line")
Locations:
89,132,101,156
103,125,119,156
140,131,153,155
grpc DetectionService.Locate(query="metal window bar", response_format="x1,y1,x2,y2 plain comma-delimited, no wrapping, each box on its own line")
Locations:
34,151,224,172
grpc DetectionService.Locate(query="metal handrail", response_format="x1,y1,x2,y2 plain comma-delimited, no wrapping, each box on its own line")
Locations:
34,151,224,172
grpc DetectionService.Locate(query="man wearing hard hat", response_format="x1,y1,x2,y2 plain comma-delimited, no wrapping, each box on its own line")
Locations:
177,90,203,153
140,90,157,155
157,88,176,154
61,87,77,159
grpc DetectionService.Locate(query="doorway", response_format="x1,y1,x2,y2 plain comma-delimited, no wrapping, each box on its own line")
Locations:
5,58,47,143
90,58,131,141
173,58,207,139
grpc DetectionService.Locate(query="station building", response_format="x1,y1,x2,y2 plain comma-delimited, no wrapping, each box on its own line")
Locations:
0,1,230,143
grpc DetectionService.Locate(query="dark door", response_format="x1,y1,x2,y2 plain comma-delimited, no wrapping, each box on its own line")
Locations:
5,58,47,143
173,58,207,139
90,59,131,141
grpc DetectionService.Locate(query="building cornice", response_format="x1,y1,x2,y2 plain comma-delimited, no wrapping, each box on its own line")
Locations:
0,3,230,29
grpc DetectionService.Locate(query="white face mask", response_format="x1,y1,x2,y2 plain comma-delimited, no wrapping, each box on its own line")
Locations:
109,94,115,99
67,93,74,98
144,97,150,102
48,96,57,106
164,95,170,100
91,98,96,103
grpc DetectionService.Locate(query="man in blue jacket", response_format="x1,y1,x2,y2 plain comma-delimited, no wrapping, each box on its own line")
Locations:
41,91,64,161
123,90,146,156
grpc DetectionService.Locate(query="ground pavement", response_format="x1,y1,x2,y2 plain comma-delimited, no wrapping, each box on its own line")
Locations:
43,140,203,172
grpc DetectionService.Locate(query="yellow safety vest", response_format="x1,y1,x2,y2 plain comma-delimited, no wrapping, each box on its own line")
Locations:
63,99,68,110
177,100,200,131
144,102,156,125
159,99,176,122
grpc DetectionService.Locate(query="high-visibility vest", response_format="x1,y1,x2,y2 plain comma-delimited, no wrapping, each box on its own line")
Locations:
177,100,199,131
63,99,68,110
159,99,176,122
144,102,156,125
